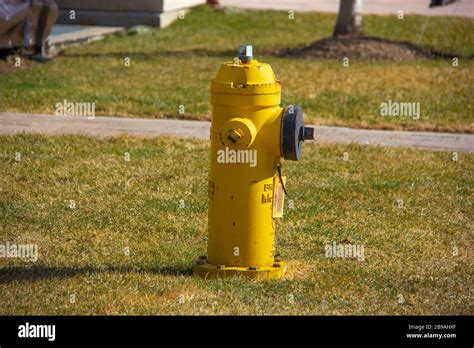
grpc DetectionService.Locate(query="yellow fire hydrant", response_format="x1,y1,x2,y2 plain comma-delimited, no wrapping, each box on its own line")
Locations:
193,45,314,279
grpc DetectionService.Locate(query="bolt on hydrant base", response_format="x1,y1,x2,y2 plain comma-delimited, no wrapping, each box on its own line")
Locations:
194,45,314,280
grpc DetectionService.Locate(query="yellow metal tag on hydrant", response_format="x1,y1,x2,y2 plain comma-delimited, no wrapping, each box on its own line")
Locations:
272,176,286,219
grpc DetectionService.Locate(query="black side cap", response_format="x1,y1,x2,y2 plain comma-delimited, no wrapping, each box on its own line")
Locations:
281,105,303,161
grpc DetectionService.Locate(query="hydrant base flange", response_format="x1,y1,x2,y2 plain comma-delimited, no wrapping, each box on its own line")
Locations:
193,259,287,280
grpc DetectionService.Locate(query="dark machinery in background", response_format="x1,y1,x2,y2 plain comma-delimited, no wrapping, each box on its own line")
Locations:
0,0,58,53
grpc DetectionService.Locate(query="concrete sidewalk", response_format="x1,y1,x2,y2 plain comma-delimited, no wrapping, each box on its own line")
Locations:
1,112,473,153
219,0,473,18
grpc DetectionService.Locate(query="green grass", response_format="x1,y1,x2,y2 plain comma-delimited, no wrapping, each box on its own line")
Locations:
1,6,473,132
0,134,471,315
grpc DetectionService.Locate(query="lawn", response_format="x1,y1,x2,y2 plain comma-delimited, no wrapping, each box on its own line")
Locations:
0,134,471,315
1,6,473,133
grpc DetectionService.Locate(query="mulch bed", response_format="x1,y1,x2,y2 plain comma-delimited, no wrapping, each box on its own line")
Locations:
275,35,456,61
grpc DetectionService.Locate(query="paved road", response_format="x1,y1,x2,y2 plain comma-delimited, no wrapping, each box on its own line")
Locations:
219,0,473,18
1,112,473,153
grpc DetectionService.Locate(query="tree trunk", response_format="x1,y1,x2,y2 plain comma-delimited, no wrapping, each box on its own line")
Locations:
333,0,363,37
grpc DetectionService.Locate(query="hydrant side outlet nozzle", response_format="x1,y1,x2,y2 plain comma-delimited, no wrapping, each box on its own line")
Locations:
193,45,313,280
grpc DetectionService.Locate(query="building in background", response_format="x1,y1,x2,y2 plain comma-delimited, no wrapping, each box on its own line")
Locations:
55,0,206,28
